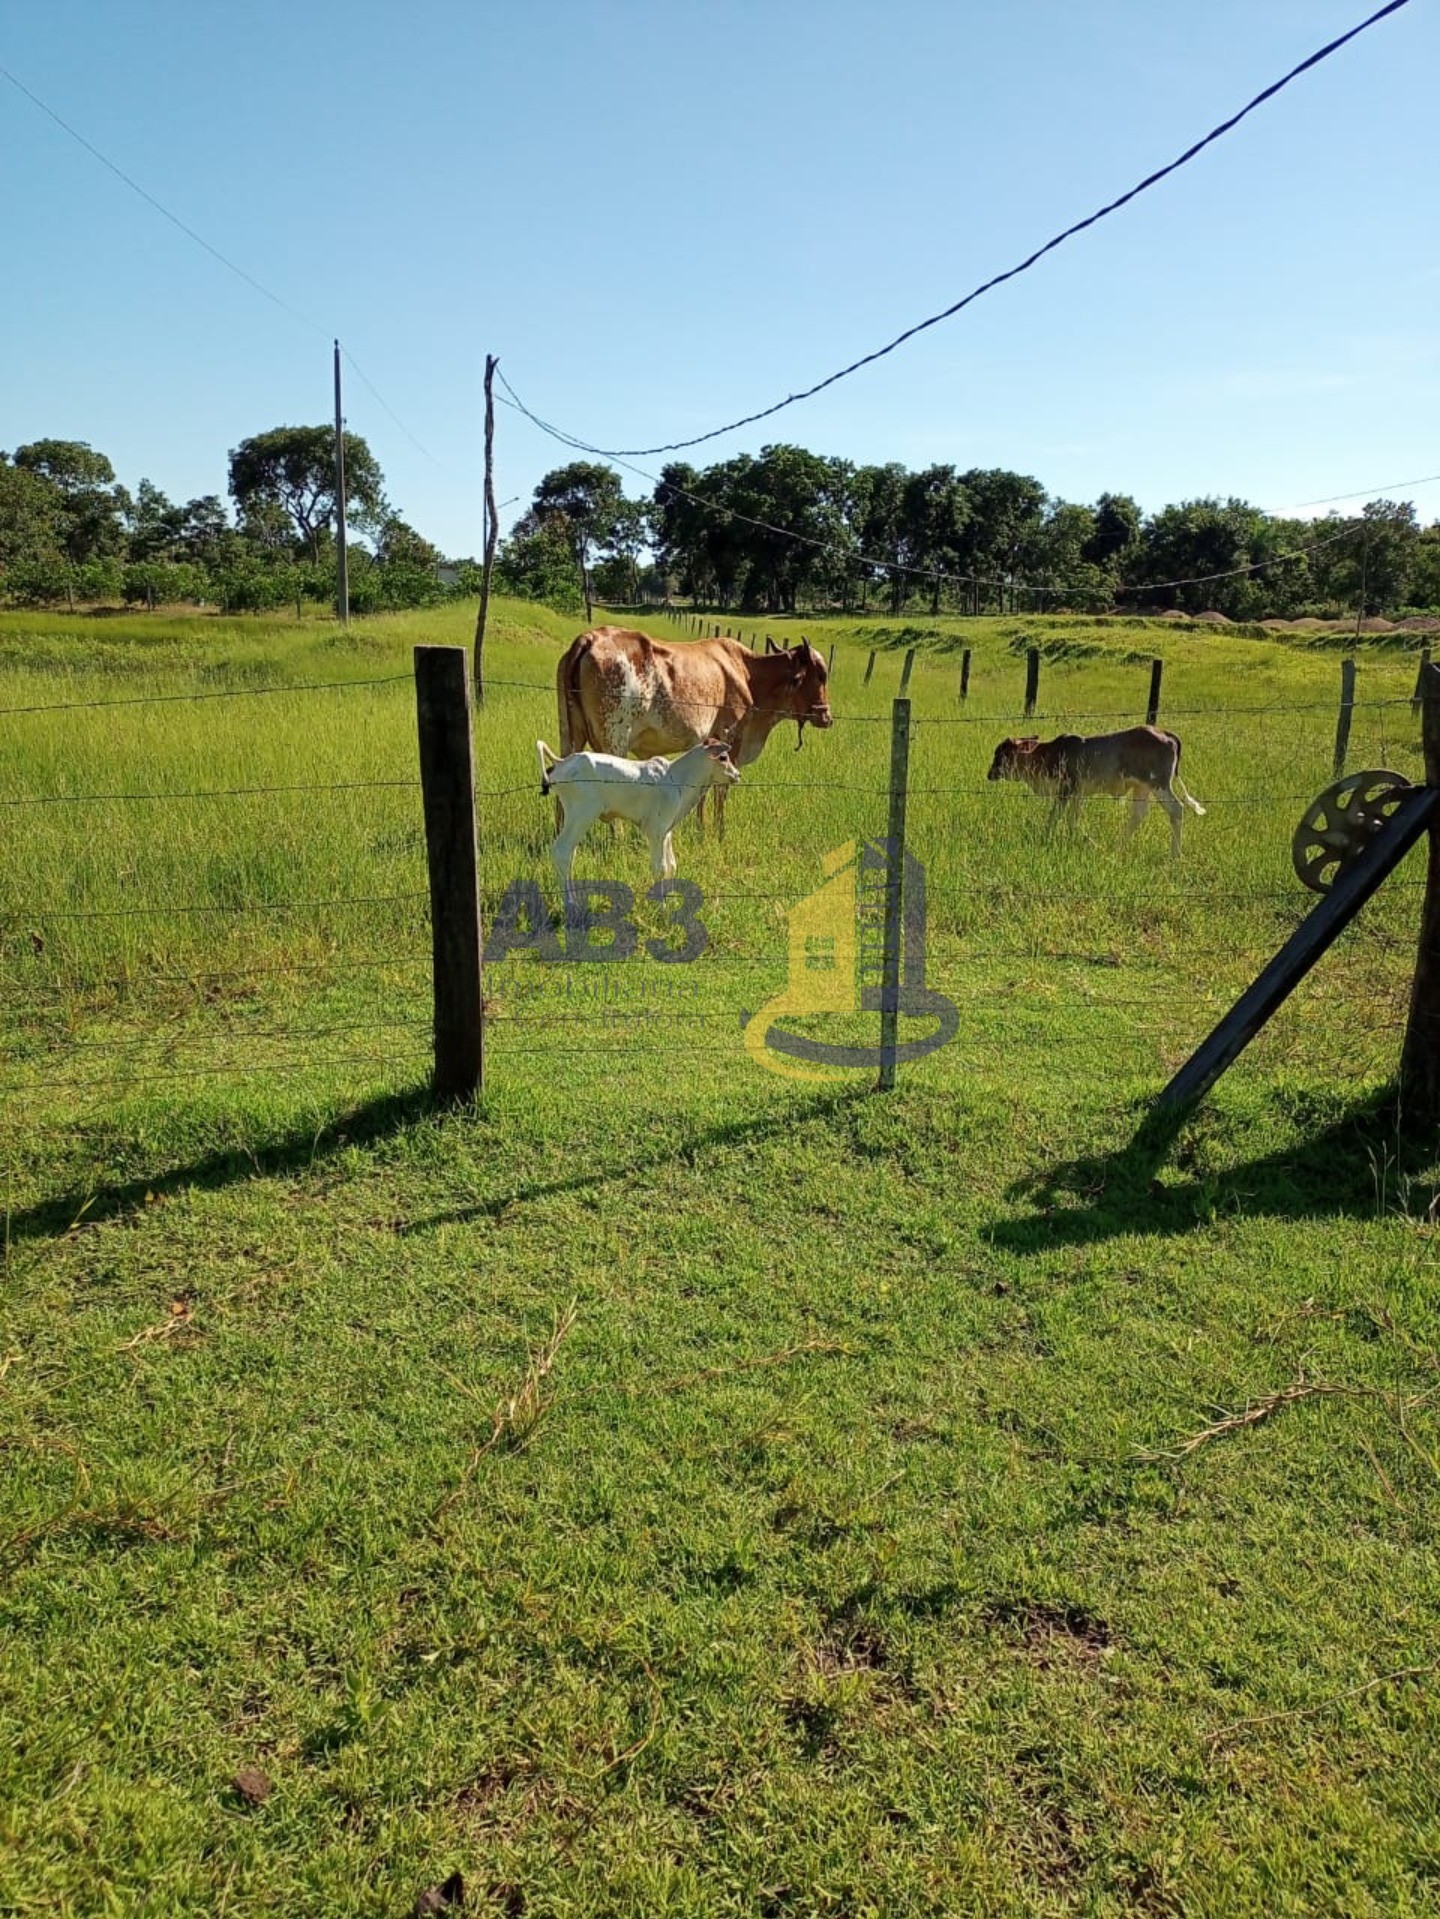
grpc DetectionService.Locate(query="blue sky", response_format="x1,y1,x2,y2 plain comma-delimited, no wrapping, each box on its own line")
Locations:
3,0,1437,557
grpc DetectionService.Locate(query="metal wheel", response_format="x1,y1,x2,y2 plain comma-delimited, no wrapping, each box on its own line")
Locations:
1291,769,1415,894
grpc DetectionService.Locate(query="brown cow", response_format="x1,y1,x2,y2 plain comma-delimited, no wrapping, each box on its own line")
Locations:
987,725,1205,855
555,626,833,833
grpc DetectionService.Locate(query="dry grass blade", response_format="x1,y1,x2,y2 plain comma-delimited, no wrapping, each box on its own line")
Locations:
434,1301,579,1523
1136,1373,1365,1461
1207,1662,1438,1747
484,1298,578,1453
117,1299,193,1351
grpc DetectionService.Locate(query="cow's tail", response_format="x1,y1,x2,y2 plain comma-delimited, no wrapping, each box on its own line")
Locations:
536,740,560,796
1167,732,1205,815
1174,776,1206,817
556,633,595,759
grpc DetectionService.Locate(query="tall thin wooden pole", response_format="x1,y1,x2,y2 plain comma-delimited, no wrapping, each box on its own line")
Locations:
333,340,349,626
415,646,485,1103
960,648,972,701
1412,644,1432,717
1146,657,1163,726
1333,658,1357,777
1400,663,1440,1128
863,649,877,686
878,696,911,1091
899,647,916,694
473,353,498,702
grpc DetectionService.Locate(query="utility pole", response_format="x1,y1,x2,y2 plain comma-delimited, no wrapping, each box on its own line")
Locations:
474,353,498,700
333,339,350,626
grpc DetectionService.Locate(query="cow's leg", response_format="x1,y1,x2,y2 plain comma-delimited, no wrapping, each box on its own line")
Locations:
658,831,677,880
714,781,728,842
1157,789,1184,857
693,790,707,836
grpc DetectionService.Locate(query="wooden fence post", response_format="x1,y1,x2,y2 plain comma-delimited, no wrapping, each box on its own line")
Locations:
863,649,877,686
960,648,972,701
1024,647,1040,718
1146,657,1163,727
414,646,484,1103
1400,663,1440,1127
1333,657,1357,777
1412,644,1432,716
827,642,835,675
878,695,912,1091
899,647,916,694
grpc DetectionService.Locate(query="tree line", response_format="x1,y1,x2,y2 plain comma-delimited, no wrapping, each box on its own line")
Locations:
498,450,1440,624
0,430,470,614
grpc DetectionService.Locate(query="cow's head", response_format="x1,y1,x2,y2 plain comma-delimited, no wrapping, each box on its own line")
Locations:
987,736,1039,782
782,638,833,747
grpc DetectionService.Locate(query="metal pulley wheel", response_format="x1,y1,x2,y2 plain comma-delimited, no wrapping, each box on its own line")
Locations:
1291,769,1415,893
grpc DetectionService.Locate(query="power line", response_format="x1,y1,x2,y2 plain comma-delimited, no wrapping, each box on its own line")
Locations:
499,0,1414,459
340,346,452,474
0,62,328,338
1292,471,1440,509
499,377,1364,602
0,64,450,480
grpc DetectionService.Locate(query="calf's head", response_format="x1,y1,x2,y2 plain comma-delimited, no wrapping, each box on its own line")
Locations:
987,736,1040,782
702,738,742,787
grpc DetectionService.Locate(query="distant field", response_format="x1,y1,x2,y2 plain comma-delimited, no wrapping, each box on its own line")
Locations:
3,601,1439,1916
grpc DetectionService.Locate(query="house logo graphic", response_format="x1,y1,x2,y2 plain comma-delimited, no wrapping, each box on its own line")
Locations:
741,839,959,1081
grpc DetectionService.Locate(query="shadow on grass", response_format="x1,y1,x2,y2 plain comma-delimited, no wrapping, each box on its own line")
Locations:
989,1084,1440,1254
398,1085,870,1234
4,1086,436,1246
8,1084,870,1248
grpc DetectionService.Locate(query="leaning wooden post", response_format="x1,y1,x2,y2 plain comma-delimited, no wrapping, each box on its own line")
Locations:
899,646,916,694
415,646,484,1103
1024,647,1040,718
878,695,912,1092
960,648,972,701
1400,664,1440,1127
827,642,835,675
863,649,877,686
1333,657,1357,777
1412,644,1432,716
1146,657,1163,727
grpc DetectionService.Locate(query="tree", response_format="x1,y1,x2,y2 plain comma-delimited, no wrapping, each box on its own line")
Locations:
899,466,970,615
1081,493,1141,588
531,462,625,620
956,469,1047,614
228,426,386,564
127,478,184,562
0,457,63,572
600,497,653,604
495,512,585,614
12,439,127,564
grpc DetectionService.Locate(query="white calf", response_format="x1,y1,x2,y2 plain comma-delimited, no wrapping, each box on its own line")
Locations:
537,737,740,911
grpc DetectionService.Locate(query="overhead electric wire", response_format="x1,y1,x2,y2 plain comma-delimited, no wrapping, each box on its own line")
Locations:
0,62,448,477
500,0,1414,458
499,377,1365,603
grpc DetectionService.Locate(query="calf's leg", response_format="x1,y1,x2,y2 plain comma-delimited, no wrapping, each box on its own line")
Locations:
1122,791,1151,844
1157,789,1185,857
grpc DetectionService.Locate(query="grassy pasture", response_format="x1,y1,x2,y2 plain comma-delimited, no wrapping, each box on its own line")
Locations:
3,601,1440,1916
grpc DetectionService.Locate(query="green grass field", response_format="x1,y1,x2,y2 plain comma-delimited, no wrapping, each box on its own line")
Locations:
3,599,1440,1916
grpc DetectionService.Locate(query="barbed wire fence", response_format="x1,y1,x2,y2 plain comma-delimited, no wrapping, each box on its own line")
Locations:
6,639,1438,1123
